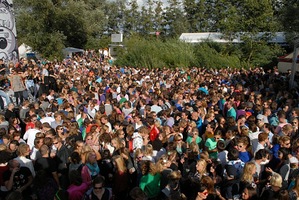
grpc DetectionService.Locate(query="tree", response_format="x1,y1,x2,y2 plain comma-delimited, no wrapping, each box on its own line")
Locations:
14,0,110,58
279,0,299,41
153,0,164,32
139,0,155,36
14,0,65,59
163,0,188,37
123,0,140,37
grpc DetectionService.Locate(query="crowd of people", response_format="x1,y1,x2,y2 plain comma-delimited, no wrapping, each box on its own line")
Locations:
0,51,299,200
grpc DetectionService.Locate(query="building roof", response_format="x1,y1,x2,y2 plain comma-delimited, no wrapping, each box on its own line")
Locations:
179,32,287,44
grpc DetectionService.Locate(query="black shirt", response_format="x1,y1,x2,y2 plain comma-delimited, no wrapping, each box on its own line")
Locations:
34,157,58,178
3,166,32,195
4,109,16,121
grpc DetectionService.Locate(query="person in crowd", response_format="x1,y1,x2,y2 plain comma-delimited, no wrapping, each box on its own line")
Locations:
112,155,129,199
239,162,257,195
3,159,33,199
10,68,25,106
259,172,282,199
0,52,299,200
237,136,252,163
191,181,209,200
81,151,100,187
222,148,245,200
23,120,42,150
14,143,35,177
241,185,258,200
84,175,112,200
51,112,63,130
32,170,58,200
139,160,161,199
34,144,60,188
67,170,89,200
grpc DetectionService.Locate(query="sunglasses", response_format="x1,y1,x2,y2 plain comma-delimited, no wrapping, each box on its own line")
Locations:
53,142,58,144
94,186,103,190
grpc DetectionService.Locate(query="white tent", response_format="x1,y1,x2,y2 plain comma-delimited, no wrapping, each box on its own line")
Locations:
63,47,84,57
278,51,299,73
18,43,33,58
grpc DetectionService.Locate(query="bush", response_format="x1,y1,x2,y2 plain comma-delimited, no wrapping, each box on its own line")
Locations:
114,36,283,69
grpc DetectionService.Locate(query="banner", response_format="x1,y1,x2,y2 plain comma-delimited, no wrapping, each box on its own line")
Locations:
0,0,18,63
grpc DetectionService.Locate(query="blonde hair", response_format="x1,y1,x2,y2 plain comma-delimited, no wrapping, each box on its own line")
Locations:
85,151,97,164
270,172,282,188
81,145,94,163
113,155,127,173
279,135,290,145
188,121,197,129
241,162,256,183
17,143,30,157
282,124,293,134
134,148,143,160
111,137,123,150
0,144,7,151
143,144,153,156
156,154,169,173
0,114,5,122
197,159,207,175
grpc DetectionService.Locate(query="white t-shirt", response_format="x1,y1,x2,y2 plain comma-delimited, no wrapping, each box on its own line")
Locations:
40,116,55,125
23,128,40,149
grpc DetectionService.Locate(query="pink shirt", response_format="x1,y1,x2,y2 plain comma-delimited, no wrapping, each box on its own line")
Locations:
67,182,89,200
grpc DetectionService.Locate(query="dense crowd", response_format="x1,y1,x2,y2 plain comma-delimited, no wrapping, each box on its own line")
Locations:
0,51,299,200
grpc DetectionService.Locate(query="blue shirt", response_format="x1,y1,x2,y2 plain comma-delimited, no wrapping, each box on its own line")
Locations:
239,151,252,163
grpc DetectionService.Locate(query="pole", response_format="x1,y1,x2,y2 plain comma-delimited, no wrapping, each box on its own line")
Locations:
289,40,299,89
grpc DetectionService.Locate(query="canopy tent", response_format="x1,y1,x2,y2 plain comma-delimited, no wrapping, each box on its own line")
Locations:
278,51,299,73
63,47,84,57
18,43,33,58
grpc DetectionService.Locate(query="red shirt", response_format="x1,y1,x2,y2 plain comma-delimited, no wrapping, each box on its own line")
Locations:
26,122,35,131
150,126,159,142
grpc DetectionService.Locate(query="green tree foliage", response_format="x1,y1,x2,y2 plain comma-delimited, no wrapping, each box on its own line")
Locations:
14,0,66,59
163,0,188,37
153,0,164,32
14,0,108,59
139,0,155,35
123,0,140,36
278,0,299,43
54,1,88,48
115,37,195,68
114,37,243,69
13,0,285,68
183,0,200,32
211,0,281,65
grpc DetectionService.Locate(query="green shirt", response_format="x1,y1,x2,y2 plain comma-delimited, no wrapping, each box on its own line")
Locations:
205,138,224,159
186,136,202,145
139,173,161,198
